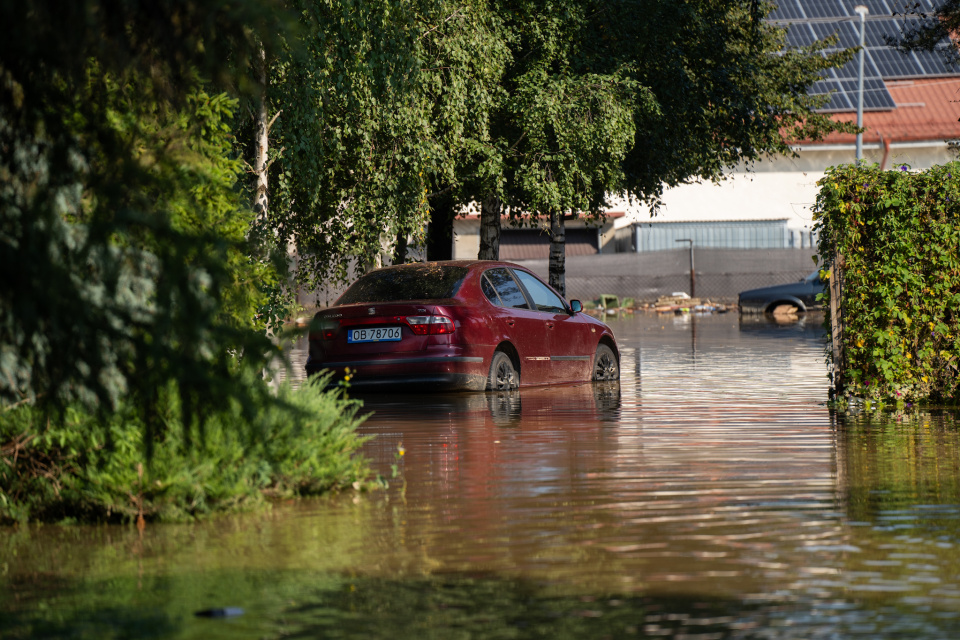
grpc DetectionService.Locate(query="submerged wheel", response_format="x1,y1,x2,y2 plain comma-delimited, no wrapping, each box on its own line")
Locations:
488,350,519,390
592,344,620,381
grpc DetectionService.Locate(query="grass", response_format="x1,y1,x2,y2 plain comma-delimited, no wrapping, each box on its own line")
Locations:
0,376,372,524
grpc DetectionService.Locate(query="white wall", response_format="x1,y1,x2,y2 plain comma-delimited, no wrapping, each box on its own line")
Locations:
616,141,954,231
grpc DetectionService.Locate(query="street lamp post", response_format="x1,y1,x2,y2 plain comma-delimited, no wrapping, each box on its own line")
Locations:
676,238,695,299
855,5,868,162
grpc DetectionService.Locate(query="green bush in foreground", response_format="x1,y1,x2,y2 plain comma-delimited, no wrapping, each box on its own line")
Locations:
0,377,371,524
815,162,960,406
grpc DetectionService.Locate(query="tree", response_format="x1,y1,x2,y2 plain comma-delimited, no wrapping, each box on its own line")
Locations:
462,1,646,295
264,0,508,291
610,0,853,205
0,0,293,427
468,0,854,295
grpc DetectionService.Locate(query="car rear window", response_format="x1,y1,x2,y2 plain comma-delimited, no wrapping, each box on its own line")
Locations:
336,264,469,304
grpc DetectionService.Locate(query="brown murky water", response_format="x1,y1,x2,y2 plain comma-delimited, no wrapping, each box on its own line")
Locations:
5,312,960,639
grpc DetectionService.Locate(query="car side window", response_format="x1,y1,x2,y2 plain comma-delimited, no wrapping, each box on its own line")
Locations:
485,268,530,309
480,274,503,306
513,270,567,314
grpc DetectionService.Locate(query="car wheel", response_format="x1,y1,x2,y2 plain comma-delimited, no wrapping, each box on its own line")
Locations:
593,344,619,381
488,350,519,390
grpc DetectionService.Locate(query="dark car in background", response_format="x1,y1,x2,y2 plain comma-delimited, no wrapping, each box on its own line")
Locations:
738,271,826,315
305,260,620,391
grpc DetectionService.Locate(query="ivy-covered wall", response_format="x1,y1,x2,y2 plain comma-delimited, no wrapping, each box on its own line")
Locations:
815,162,960,406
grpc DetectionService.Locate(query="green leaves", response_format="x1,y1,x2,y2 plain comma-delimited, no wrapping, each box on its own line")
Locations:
267,0,508,287
0,376,371,524
0,2,288,433
815,162,960,405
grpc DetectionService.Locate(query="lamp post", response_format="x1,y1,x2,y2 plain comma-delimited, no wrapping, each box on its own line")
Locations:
676,238,695,299
855,5,868,162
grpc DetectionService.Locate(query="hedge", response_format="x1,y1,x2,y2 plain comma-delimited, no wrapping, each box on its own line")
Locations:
815,162,960,407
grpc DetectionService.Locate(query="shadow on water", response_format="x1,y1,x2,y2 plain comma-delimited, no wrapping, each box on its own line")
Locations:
8,314,960,638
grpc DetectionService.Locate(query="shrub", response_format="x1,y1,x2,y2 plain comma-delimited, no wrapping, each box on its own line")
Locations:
0,377,371,524
815,162,960,405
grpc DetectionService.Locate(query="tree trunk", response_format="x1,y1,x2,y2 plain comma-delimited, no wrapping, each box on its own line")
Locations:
478,194,501,260
393,230,408,264
548,210,566,297
252,45,269,221
426,191,456,261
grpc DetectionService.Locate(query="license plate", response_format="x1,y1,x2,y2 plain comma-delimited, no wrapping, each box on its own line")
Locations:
347,327,402,343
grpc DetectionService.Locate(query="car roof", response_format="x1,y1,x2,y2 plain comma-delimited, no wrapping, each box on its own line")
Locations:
380,260,528,270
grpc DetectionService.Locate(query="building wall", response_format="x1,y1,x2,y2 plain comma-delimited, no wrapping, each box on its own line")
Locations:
452,218,616,260
632,219,817,251
618,142,953,233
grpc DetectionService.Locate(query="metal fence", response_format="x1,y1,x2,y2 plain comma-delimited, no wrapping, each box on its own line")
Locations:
515,249,820,304
295,248,820,310
561,270,813,304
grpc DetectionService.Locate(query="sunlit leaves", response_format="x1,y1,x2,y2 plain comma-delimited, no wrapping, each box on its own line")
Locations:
815,163,960,405
268,0,508,289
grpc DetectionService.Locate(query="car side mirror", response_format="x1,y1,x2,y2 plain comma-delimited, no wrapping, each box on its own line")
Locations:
570,300,583,314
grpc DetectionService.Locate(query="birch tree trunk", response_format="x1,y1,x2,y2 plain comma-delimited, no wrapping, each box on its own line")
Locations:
252,45,269,221
548,210,566,297
478,194,501,260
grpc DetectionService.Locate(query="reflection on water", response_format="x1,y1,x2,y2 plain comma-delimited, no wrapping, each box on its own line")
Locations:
6,313,960,638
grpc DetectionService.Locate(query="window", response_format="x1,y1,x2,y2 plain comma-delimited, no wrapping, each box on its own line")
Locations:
481,274,503,306
484,268,529,309
513,270,567,314
337,265,468,304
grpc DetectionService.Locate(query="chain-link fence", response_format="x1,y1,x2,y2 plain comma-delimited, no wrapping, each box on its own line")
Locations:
516,249,820,304
561,270,813,304
295,248,820,310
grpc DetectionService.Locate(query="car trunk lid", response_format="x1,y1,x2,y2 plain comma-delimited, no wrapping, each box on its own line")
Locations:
311,302,460,356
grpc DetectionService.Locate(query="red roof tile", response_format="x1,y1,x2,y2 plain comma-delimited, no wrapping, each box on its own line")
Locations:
801,78,960,145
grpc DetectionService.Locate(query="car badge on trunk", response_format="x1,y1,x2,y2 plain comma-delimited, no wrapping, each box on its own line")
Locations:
368,307,376,315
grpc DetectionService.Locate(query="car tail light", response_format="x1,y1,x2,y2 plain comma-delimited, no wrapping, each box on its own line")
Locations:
404,315,455,335
320,318,339,340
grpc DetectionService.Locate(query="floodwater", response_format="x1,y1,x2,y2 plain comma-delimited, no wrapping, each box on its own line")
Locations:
5,312,960,639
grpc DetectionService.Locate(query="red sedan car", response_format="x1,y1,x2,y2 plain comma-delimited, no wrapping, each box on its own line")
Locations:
305,260,620,391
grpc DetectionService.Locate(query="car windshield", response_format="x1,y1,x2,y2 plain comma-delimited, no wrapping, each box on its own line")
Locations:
337,264,469,304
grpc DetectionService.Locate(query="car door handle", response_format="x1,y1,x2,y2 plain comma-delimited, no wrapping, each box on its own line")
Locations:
546,322,554,329
506,319,515,326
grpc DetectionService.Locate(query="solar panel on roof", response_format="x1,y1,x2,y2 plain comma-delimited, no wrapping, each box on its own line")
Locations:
770,0,958,112
917,47,960,74
811,79,854,110
840,78,898,108
890,0,941,15
786,22,818,47
863,20,901,46
869,46,924,77
803,0,845,19
811,21,854,48
850,0,894,18
770,0,806,20
834,51,884,79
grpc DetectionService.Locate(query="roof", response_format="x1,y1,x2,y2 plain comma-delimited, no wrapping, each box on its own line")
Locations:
800,77,960,146
460,210,625,221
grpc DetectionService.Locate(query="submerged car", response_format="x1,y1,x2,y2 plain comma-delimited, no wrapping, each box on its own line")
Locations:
305,260,620,391
738,271,826,315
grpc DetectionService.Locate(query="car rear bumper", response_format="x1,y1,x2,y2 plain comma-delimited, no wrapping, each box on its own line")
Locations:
306,355,488,391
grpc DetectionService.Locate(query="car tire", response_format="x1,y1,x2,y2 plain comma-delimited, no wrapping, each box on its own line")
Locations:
592,344,619,381
488,350,519,390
